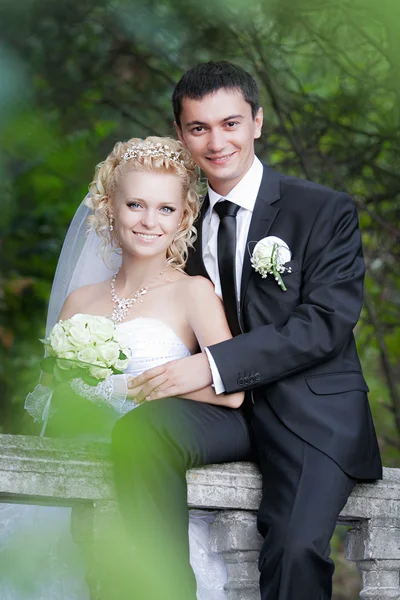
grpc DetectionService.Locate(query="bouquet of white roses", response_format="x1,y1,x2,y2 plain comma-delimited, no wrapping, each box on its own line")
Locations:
41,313,131,385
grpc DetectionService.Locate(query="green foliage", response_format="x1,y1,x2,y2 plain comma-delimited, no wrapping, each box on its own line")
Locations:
0,1,399,596
1,0,398,448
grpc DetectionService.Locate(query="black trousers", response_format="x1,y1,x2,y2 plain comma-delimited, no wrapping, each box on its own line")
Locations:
111,398,355,600
249,399,356,600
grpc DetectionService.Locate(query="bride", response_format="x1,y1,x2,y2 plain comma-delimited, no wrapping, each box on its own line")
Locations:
0,136,250,599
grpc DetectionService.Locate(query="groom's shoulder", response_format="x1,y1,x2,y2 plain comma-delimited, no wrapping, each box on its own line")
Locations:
263,164,353,209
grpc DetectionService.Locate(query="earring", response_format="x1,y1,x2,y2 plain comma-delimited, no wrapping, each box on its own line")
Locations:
109,216,114,231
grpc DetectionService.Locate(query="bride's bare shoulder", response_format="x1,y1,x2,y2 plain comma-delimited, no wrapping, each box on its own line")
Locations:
174,272,215,296
58,280,110,320
174,274,223,321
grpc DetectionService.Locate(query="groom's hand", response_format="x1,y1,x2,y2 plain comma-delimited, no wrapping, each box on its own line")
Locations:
128,353,213,404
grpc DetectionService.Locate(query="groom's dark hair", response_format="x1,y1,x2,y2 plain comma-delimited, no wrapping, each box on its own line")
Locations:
173,61,260,127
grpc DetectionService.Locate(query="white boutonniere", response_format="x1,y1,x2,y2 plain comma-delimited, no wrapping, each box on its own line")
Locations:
250,236,292,291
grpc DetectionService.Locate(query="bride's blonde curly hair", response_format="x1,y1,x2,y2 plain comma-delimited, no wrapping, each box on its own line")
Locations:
85,136,201,271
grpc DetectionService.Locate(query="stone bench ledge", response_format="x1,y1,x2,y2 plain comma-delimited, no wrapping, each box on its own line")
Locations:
2,434,400,600
0,434,399,521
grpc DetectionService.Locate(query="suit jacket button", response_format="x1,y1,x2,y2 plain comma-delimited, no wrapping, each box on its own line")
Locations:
250,376,255,384
237,378,244,386
244,376,249,384
255,373,261,381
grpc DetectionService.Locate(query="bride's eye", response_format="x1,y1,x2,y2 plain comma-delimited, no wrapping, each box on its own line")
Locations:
127,202,142,209
160,206,175,214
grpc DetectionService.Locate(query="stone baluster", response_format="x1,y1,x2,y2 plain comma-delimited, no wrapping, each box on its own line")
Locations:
72,500,125,600
345,517,400,599
210,510,262,600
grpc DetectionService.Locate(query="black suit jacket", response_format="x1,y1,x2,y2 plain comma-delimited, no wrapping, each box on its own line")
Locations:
186,165,382,480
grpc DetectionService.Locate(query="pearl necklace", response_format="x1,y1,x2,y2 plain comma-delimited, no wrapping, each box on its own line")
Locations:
110,265,169,323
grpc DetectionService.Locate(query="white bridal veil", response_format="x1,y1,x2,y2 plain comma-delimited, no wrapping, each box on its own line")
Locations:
46,197,122,334
28,197,121,435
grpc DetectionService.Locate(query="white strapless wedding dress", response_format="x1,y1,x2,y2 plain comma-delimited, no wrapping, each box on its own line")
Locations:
0,318,227,600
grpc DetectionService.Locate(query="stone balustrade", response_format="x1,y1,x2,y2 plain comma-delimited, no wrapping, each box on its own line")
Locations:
0,433,399,599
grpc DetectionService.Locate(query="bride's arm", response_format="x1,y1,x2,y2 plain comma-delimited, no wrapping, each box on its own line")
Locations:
181,276,244,408
25,374,134,427
180,384,243,407
69,374,135,412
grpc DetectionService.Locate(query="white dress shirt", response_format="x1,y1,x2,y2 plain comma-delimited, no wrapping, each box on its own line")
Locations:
203,156,264,393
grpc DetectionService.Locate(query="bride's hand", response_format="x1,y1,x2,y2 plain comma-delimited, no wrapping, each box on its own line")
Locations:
126,381,144,401
128,353,213,404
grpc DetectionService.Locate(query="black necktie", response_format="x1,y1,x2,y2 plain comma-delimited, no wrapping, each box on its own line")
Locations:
214,200,241,336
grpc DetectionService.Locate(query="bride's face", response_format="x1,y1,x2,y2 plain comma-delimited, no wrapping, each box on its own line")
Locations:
112,169,183,259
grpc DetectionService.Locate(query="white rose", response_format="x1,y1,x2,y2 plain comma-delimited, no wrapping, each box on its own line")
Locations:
59,319,72,334
49,321,64,338
252,236,291,268
69,313,91,324
59,350,77,360
89,366,113,380
112,346,131,371
61,314,88,334
56,353,78,370
96,341,120,366
115,357,129,371
44,343,56,357
49,323,74,354
119,346,131,360
68,321,90,348
88,316,115,343
77,347,98,365
251,236,292,291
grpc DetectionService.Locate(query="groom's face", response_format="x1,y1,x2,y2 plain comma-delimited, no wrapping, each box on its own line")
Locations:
175,88,263,196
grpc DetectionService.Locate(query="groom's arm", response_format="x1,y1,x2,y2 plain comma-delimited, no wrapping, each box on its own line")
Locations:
208,192,365,393
129,276,244,406
131,192,365,402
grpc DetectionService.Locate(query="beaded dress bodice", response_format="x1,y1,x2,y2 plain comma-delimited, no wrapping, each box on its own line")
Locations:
117,316,191,376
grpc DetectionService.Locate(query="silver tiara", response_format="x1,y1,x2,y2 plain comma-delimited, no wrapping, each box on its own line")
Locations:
122,141,185,165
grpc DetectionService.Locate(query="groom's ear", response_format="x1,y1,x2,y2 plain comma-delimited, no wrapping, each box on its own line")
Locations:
254,107,263,140
174,121,187,148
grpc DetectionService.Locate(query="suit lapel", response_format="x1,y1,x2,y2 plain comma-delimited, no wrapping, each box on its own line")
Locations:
240,166,282,304
186,193,211,279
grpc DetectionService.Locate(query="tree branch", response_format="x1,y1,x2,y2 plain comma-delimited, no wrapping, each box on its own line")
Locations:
364,291,400,438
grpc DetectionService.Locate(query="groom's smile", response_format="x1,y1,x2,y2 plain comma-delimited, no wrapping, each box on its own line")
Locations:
206,151,237,165
175,88,263,196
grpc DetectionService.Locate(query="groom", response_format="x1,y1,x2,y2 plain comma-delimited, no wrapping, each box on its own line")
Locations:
113,61,382,599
